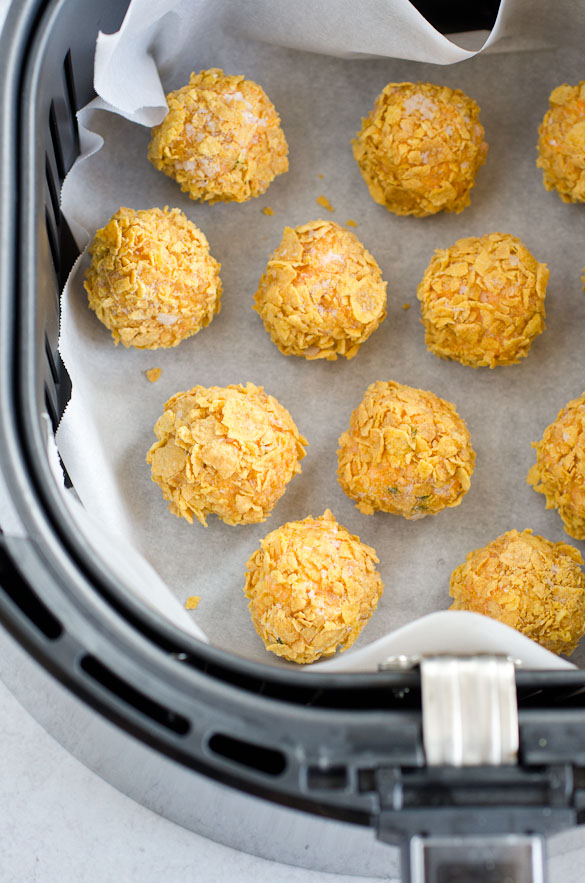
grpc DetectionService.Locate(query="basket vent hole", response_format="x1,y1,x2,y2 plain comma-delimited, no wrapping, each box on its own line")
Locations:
207,732,286,776
307,765,348,791
45,208,60,279
80,655,190,736
44,384,60,433
45,157,61,229
63,49,80,121
48,100,66,182
0,544,63,640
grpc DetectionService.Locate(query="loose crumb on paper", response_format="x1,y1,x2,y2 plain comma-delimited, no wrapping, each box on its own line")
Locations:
185,595,201,610
146,368,162,383
316,194,334,212
402,303,411,310
262,206,274,216
345,219,357,227
318,173,324,179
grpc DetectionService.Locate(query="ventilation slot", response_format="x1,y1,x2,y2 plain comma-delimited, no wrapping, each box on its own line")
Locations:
207,732,286,776
0,543,63,640
48,100,66,182
45,207,60,281
307,765,348,791
63,49,80,157
45,156,61,230
44,385,59,433
45,335,60,386
80,655,190,735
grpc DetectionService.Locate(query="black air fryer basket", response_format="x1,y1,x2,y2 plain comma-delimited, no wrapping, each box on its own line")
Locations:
2,2,585,881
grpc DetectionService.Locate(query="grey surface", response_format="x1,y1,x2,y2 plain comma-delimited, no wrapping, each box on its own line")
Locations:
0,679,389,883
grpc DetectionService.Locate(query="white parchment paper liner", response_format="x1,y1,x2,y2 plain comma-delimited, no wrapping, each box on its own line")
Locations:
56,0,585,671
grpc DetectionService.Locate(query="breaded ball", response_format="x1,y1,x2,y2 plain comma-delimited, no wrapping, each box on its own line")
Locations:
537,82,585,203
417,233,548,368
337,381,475,518
450,530,585,655
254,219,387,360
244,509,384,663
353,82,487,217
148,68,288,203
146,383,307,526
84,207,221,349
527,391,585,540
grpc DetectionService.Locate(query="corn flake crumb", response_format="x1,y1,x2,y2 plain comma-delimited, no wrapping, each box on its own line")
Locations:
254,219,387,361
84,207,221,350
148,68,288,204
528,391,585,540
338,380,475,519
244,509,384,664
262,206,274,216
418,233,548,368
185,595,201,610
345,219,357,227
147,383,307,526
402,303,411,311
450,529,585,655
146,368,162,383
538,81,585,203
353,81,487,217
317,195,335,212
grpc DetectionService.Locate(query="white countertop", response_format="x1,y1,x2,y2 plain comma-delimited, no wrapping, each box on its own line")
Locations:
0,677,389,883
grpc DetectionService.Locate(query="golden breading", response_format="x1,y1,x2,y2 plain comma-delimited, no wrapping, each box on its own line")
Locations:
244,509,384,664
417,233,548,368
146,383,307,526
337,381,475,518
527,391,585,540
353,82,487,217
84,207,221,349
537,82,585,203
148,68,288,203
254,219,387,360
450,529,585,655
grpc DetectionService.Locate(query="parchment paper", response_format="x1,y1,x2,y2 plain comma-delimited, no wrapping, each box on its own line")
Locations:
57,0,585,670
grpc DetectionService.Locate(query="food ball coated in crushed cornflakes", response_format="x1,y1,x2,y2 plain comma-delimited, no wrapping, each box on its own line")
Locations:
84,207,221,349
146,383,307,526
527,391,585,540
254,219,387,360
148,68,288,204
417,233,548,368
244,509,384,664
450,529,585,655
537,82,585,203
353,82,487,217
337,381,475,519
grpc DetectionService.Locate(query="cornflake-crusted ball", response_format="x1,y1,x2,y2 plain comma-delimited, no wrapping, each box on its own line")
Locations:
450,530,585,655
254,219,387,360
146,383,307,526
84,207,221,349
244,509,384,664
528,391,585,540
417,233,548,368
537,82,585,203
353,82,487,217
337,381,475,519
148,68,288,204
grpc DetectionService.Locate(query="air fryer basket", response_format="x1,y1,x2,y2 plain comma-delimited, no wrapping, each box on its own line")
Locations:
2,1,585,880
